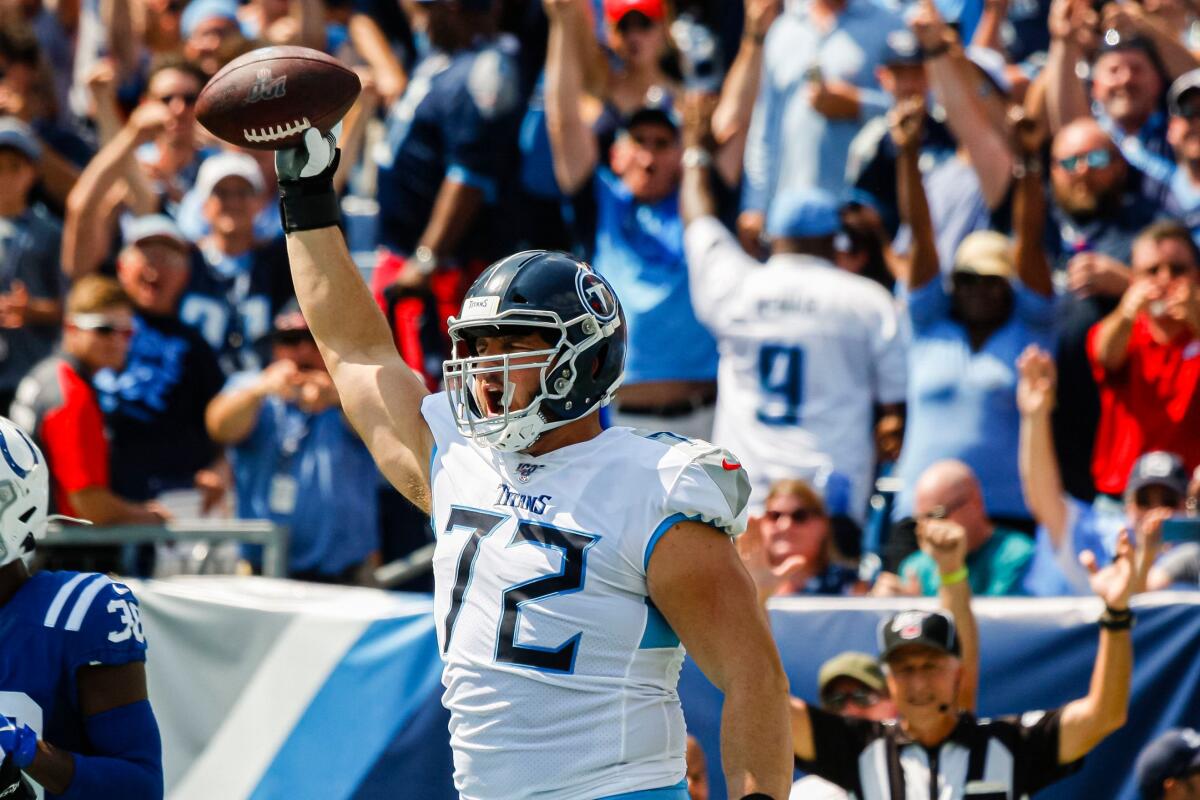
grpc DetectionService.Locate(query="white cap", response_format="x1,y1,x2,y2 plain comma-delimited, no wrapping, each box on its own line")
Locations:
193,152,266,201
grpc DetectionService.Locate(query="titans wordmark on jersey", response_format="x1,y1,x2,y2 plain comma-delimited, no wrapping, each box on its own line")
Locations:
422,392,750,800
0,572,147,799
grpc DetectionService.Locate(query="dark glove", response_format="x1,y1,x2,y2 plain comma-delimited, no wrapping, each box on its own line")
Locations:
275,126,342,233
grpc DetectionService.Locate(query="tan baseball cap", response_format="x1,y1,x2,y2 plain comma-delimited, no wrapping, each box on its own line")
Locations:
952,230,1015,279
817,651,886,697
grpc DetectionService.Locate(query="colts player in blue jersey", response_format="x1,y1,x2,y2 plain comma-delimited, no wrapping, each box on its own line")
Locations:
0,416,163,799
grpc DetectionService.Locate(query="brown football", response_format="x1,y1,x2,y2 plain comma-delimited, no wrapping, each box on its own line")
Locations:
196,46,361,150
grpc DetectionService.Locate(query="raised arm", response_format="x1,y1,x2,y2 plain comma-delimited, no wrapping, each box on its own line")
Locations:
917,518,979,712
291,0,328,52
543,0,600,195
347,14,408,105
1010,110,1054,296
276,130,434,511
61,102,168,279
1103,2,1198,80
333,71,381,195
681,93,720,226
1057,517,1163,763
1043,0,1095,134
891,97,940,288
1016,346,1070,547
711,0,780,158
1091,278,1153,372
649,520,792,799
971,0,1008,50
912,4,1015,208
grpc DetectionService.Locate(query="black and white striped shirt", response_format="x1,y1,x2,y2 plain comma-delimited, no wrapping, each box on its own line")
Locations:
797,707,1083,800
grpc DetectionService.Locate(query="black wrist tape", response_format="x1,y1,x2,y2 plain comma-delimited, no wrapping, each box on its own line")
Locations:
278,149,342,233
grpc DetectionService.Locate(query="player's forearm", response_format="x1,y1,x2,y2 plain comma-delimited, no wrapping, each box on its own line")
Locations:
26,740,75,795
54,752,162,800
285,227,399,370
720,667,792,798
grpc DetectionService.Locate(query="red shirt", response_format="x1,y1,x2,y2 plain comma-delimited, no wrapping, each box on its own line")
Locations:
12,355,110,516
1087,318,1200,495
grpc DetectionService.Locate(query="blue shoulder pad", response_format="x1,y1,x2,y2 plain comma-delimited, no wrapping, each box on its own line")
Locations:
40,573,148,671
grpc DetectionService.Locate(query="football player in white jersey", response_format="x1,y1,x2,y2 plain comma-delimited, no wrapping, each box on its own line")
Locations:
274,131,791,798
679,97,907,521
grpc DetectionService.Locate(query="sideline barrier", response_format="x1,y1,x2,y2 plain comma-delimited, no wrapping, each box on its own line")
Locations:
44,521,289,576
130,578,1200,800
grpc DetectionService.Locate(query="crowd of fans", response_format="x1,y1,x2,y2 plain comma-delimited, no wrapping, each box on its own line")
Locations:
2,0,1199,590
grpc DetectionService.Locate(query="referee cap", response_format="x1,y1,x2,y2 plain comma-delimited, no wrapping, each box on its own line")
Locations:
1136,728,1200,799
878,610,961,662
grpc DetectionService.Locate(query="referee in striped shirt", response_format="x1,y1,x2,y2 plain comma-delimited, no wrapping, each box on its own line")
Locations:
787,520,1152,798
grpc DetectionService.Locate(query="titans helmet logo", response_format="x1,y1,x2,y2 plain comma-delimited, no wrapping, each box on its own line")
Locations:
576,270,618,323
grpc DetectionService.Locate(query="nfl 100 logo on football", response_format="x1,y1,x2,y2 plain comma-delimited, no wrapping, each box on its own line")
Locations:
244,68,287,104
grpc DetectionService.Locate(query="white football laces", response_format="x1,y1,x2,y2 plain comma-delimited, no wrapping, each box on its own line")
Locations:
243,117,312,144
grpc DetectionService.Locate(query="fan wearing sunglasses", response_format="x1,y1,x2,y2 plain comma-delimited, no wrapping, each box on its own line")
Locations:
737,478,866,599
9,276,168,572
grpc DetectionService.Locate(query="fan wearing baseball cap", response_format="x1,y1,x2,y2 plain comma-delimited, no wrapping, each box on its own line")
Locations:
544,0,719,439
1137,728,1200,800
1019,344,1190,596
601,0,677,116
788,524,1147,797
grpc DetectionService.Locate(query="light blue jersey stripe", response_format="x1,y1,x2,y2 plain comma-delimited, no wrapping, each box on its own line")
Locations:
598,778,689,799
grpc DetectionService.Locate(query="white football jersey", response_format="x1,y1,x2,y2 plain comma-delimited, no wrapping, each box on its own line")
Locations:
422,392,750,800
685,216,908,517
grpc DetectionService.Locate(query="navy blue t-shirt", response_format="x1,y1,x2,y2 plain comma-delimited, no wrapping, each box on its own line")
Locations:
95,313,225,500
179,239,294,376
374,35,523,261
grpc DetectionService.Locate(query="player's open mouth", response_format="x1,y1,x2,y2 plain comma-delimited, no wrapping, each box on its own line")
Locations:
481,386,506,417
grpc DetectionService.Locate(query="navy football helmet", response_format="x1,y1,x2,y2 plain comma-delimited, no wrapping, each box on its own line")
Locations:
443,250,626,451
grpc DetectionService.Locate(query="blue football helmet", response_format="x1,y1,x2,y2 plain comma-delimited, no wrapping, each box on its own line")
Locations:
443,250,626,452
